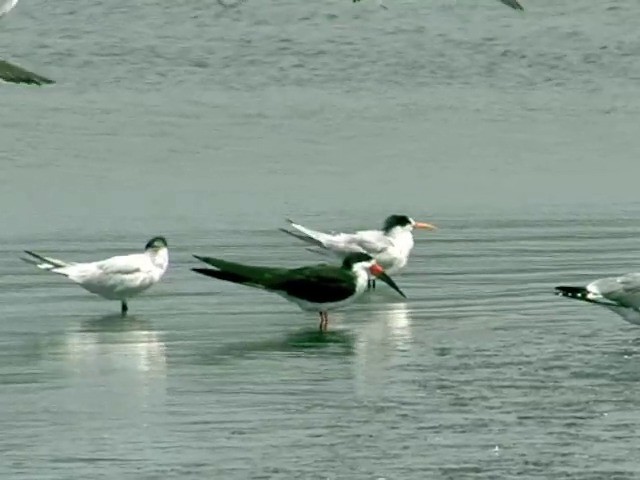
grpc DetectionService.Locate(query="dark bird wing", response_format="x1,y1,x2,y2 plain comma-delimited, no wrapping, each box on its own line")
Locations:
269,265,356,303
192,255,356,303
192,255,288,289
0,59,54,86
498,0,524,11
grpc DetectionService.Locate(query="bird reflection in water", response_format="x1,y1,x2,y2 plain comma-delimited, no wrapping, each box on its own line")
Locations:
203,325,357,363
63,314,167,405
353,302,413,398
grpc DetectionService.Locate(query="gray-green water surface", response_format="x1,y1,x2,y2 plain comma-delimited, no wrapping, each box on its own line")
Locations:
2,1,640,478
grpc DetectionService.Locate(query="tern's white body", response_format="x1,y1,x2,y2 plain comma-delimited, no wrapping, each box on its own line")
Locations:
285,221,417,275
22,246,169,304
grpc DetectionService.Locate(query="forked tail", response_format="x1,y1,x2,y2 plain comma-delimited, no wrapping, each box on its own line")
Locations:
279,219,328,249
20,250,71,272
278,228,324,248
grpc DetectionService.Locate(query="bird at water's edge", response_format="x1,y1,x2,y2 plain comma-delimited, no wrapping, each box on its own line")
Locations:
556,272,640,326
21,236,169,316
280,215,436,290
192,252,406,332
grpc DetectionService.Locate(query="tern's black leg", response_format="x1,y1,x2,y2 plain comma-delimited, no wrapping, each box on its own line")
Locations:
318,312,324,332
372,279,376,290
121,300,128,317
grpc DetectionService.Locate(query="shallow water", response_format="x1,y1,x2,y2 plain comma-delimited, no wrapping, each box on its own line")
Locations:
2,0,640,478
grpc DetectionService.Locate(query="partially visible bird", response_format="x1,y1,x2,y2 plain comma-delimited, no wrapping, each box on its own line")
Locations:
1,0,55,86
0,0,18,17
353,0,389,10
556,273,640,326
21,236,169,316
352,0,524,11
280,215,437,290
497,0,524,10
192,251,406,332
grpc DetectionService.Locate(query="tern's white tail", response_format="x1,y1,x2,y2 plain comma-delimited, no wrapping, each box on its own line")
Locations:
20,250,72,273
279,219,330,248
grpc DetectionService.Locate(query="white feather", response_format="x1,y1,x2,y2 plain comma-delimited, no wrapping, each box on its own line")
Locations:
0,0,19,18
22,246,169,302
284,220,417,275
558,273,640,326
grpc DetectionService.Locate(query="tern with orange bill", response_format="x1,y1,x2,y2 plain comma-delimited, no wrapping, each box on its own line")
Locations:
280,215,437,290
192,252,406,332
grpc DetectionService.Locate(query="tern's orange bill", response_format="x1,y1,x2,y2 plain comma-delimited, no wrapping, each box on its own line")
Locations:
414,222,437,230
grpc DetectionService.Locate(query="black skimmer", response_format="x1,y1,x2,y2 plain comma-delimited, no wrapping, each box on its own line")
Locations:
21,236,169,316
1,0,55,86
192,252,406,332
280,215,436,290
556,274,640,326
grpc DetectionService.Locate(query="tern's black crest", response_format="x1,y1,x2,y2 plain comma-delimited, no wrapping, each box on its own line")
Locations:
145,236,168,250
341,252,374,270
382,215,412,233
